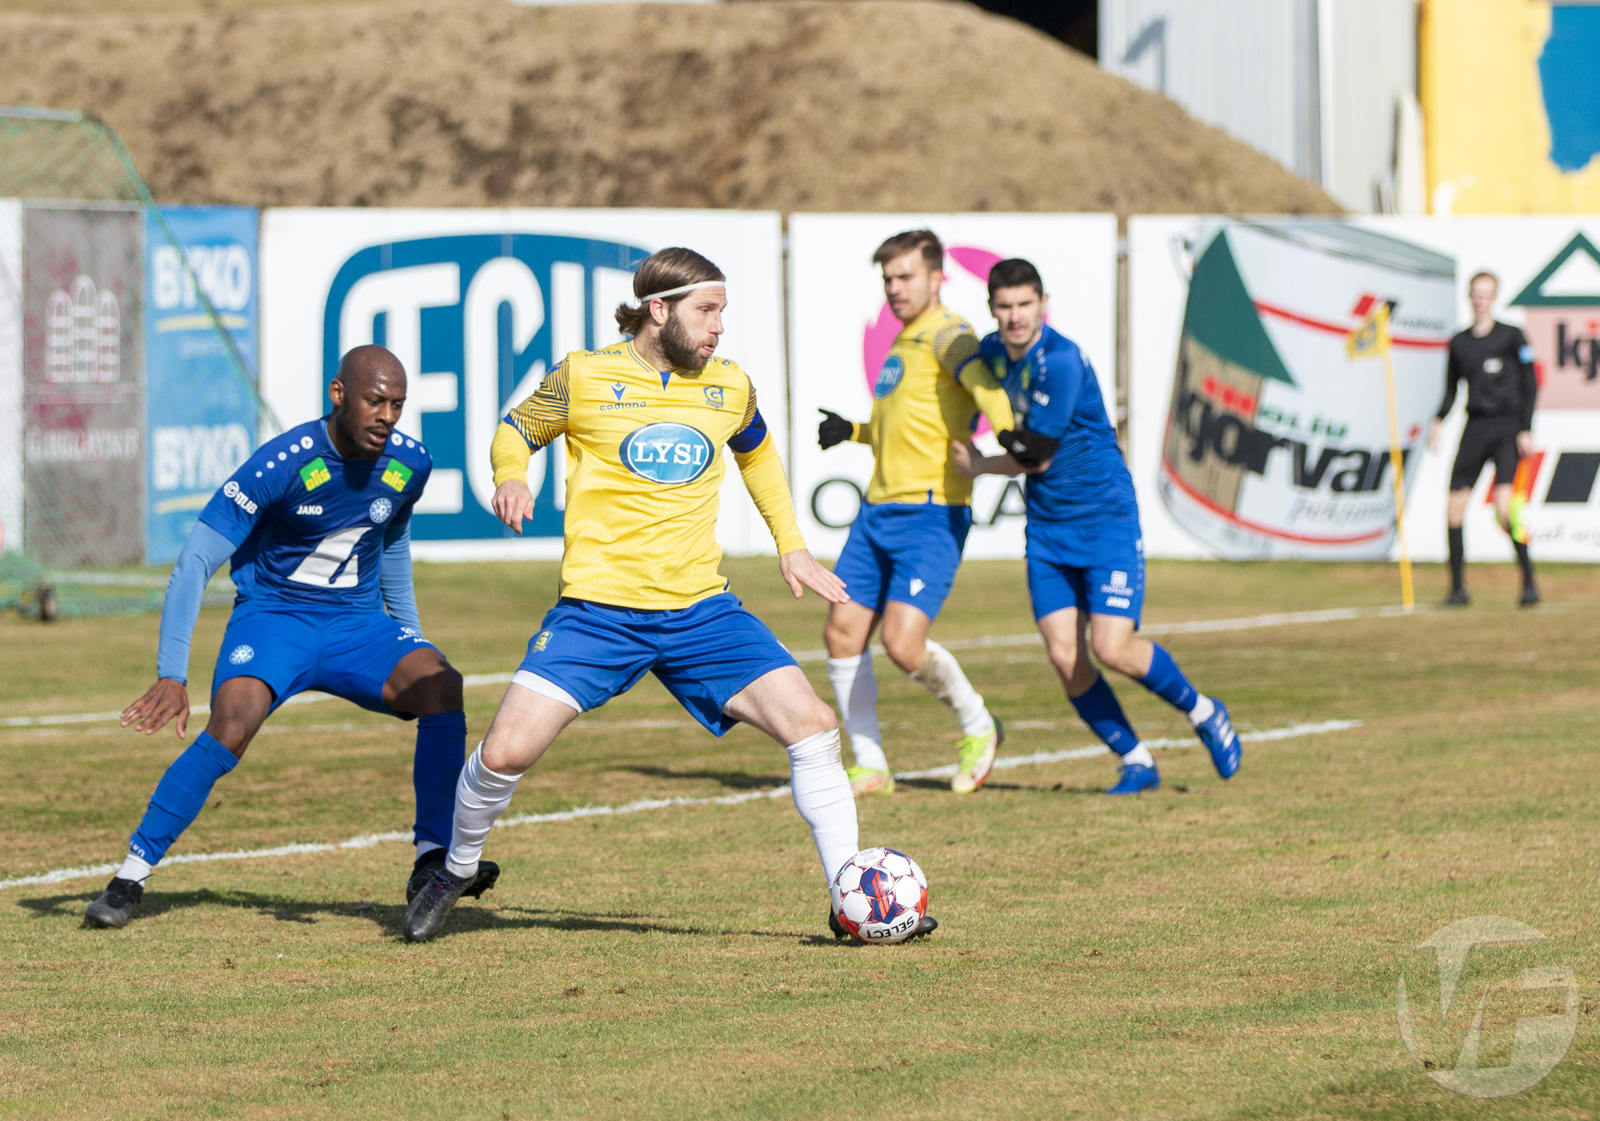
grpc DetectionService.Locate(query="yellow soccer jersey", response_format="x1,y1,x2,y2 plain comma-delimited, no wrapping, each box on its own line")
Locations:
492,341,806,610
851,304,1016,506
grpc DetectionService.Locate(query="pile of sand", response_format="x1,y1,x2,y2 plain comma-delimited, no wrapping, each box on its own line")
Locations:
0,0,1338,216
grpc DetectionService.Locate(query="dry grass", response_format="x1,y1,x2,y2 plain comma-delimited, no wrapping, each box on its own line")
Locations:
1,557,1596,1119
0,1,1338,216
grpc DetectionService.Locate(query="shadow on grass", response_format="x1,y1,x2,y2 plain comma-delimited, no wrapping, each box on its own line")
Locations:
894,776,1110,795
626,765,789,790
16,889,830,944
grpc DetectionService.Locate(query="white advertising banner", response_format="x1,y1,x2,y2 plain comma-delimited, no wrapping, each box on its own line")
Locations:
0,200,19,555
788,213,1118,561
260,208,786,560
1130,216,1600,563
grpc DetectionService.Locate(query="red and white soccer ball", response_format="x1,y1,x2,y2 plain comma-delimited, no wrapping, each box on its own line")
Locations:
831,847,929,944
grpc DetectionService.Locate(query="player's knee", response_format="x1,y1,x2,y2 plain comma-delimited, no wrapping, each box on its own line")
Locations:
882,633,923,674
823,618,862,658
1045,639,1079,678
1090,633,1133,674
203,717,253,756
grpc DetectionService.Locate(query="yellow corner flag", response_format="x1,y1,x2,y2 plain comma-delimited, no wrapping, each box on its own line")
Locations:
1347,301,1414,611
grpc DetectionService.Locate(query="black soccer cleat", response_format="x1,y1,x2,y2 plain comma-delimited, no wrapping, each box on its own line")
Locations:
402,866,471,943
1441,587,1471,607
1519,585,1541,607
828,907,938,942
84,877,144,929
406,850,500,904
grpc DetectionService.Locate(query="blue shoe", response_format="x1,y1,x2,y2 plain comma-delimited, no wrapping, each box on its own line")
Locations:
1106,762,1160,795
1195,698,1241,779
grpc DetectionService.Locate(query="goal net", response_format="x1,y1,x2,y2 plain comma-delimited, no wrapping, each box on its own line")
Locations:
0,107,267,618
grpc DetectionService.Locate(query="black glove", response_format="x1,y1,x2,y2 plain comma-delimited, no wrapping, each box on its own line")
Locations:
996,428,1060,470
818,409,856,450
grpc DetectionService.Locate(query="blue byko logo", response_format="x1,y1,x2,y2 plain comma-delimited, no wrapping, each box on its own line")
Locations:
874,354,905,399
620,423,713,485
324,233,650,540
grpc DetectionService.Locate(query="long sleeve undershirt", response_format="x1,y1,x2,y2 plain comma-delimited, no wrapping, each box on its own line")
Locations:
379,517,422,633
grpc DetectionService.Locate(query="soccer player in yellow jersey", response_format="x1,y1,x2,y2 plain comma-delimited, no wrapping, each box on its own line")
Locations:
403,248,935,944
816,230,1018,797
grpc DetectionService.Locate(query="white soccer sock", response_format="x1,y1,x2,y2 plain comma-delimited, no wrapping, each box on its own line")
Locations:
1188,695,1216,726
827,654,889,772
909,639,994,738
1122,744,1156,768
415,841,443,859
116,852,154,883
445,745,520,879
785,728,860,886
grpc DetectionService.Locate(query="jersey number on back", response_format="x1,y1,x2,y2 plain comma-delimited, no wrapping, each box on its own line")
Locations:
287,527,372,589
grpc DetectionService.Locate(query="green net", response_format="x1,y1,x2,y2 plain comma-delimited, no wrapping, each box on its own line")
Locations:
0,107,264,618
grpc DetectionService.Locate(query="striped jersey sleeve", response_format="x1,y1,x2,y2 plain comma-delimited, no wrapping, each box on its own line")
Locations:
726,379,768,454
504,359,572,450
933,320,980,377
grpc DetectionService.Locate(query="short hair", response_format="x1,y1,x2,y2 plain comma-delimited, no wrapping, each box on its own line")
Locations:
1468,270,1499,291
987,258,1045,299
872,229,943,271
614,247,725,337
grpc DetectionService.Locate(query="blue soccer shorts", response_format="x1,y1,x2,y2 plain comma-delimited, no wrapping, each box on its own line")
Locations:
512,592,798,737
832,500,972,619
211,604,436,716
1025,522,1146,625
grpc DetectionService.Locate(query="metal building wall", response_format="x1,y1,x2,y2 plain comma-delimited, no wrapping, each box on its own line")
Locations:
1100,0,1323,183
1323,0,1418,212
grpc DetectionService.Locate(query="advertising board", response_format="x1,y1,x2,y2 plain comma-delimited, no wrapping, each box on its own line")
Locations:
787,213,1117,560
260,209,785,560
1131,216,1600,562
145,206,259,564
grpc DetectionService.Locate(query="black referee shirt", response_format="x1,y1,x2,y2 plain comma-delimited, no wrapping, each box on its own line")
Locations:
1436,322,1538,430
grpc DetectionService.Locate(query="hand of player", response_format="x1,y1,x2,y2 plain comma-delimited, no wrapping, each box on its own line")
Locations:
818,409,855,450
1516,430,1534,458
949,440,979,478
1428,418,1441,454
492,479,536,533
779,549,849,603
121,677,191,738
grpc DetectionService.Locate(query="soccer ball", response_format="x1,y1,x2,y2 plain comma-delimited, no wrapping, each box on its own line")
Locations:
831,847,929,944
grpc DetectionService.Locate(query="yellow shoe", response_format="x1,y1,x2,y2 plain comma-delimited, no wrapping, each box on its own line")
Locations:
847,766,895,796
951,716,1004,794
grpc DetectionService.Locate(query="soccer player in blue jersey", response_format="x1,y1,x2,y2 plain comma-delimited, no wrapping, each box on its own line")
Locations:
85,346,494,928
951,259,1242,794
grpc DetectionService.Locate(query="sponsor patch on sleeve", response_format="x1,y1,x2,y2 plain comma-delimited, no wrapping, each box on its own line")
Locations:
299,456,332,491
381,460,414,492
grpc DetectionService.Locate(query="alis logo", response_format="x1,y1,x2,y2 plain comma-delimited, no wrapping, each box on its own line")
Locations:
323,231,652,536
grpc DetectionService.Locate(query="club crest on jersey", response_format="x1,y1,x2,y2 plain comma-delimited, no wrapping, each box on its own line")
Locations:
228,645,254,665
702,386,724,409
532,630,552,652
619,422,713,485
874,355,905,399
381,460,413,492
300,457,331,492
369,498,393,523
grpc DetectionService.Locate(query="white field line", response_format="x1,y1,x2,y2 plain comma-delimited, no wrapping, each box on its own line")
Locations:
0,719,1360,892
1,606,1415,729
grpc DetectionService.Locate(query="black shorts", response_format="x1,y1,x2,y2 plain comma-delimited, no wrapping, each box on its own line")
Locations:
1450,415,1521,491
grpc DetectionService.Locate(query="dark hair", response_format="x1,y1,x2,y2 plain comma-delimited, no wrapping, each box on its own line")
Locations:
614,247,725,337
872,229,944,271
987,258,1045,299
1468,270,1499,291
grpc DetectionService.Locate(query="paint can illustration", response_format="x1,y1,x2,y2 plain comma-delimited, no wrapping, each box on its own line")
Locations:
1159,221,1455,559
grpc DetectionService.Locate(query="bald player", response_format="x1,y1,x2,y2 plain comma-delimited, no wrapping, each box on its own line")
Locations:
85,345,496,929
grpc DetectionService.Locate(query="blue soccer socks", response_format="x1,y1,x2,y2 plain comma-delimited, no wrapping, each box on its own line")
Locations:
127,732,239,868
1137,644,1199,714
413,711,467,852
1069,674,1140,756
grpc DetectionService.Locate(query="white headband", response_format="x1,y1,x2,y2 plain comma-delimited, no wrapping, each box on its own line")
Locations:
633,280,726,305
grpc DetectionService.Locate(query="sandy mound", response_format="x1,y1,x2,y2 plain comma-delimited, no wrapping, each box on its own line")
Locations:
0,0,1338,216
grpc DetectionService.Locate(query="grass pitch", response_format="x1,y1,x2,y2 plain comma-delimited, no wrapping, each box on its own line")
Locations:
1,557,1596,1120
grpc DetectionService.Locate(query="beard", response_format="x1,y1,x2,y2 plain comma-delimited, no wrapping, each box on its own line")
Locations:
658,307,711,370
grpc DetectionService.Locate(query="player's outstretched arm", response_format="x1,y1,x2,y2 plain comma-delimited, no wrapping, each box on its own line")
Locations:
123,521,236,737
817,409,864,450
780,548,848,603
949,440,1050,479
490,421,539,533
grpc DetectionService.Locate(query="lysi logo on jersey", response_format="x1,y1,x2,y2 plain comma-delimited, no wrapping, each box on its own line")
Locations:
222,480,258,515
300,457,331,491
381,461,413,492
874,355,906,399
619,422,713,484
295,504,323,516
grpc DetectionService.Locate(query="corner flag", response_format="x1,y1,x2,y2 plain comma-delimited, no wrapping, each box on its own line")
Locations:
1346,300,1414,611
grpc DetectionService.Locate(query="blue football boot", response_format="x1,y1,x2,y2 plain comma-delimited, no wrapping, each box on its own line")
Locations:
1106,762,1160,795
1195,698,1241,779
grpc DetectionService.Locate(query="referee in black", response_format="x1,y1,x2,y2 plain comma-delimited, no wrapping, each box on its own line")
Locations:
1427,270,1539,607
